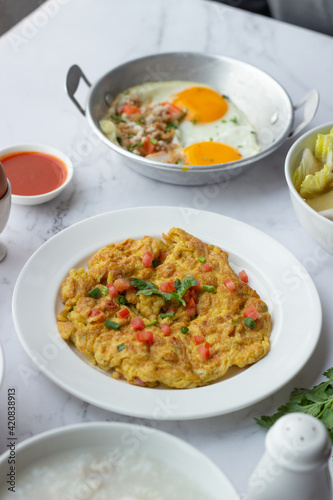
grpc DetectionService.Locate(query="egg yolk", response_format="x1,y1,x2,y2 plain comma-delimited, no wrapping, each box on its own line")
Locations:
172,86,228,123
184,142,242,166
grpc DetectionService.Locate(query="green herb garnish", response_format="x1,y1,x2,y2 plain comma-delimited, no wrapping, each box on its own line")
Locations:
160,312,175,319
146,320,157,326
191,117,199,125
198,256,206,263
230,117,238,124
180,326,189,334
202,285,216,293
118,296,127,305
176,159,184,165
166,121,178,132
150,137,158,145
244,317,256,329
89,286,108,299
116,137,122,145
130,276,197,306
255,367,333,443
117,343,126,352
135,117,145,125
128,134,134,138
152,259,160,268
104,319,121,330
110,115,125,124
178,111,187,123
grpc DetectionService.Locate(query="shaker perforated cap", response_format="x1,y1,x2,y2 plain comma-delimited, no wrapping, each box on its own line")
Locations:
265,413,332,471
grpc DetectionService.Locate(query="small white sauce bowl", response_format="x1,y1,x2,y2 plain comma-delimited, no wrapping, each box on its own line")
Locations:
285,122,333,254
0,144,73,205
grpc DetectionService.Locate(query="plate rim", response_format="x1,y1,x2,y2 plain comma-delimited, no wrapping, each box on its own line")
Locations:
12,206,322,420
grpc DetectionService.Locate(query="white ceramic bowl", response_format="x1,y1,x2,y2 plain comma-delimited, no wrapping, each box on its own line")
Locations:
285,122,333,254
0,144,73,205
0,422,239,499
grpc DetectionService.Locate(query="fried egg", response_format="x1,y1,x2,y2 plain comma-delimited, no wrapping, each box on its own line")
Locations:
101,81,260,166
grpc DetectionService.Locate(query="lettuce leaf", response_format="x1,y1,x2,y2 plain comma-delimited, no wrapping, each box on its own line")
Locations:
292,148,321,192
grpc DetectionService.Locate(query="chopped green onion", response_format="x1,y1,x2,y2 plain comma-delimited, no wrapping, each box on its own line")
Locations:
116,137,122,144
190,315,196,320
198,256,206,263
104,319,121,330
128,134,134,138
152,259,160,268
222,94,229,99
180,326,189,334
191,117,199,125
146,320,157,326
89,286,107,298
209,137,213,141
166,122,178,132
119,296,127,305
117,343,126,352
176,160,184,165
230,117,238,124
244,317,256,329
160,312,175,319
110,115,125,124
150,137,158,145
135,117,145,125
138,142,144,147
202,285,216,293
178,111,187,123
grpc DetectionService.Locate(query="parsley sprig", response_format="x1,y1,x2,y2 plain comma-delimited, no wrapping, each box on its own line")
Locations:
130,276,197,306
256,367,333,443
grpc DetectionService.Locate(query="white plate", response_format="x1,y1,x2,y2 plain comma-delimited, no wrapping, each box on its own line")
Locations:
0,421,240,499
12,207,322,420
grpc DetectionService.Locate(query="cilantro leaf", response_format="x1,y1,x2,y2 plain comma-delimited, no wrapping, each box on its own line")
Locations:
130,276,197,306
130,278,172,301
255,369,333,443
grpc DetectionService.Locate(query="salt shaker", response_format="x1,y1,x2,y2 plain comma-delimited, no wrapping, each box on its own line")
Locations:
248,413,332,500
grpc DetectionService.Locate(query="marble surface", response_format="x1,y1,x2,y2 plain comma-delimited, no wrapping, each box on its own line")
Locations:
0,0,333,496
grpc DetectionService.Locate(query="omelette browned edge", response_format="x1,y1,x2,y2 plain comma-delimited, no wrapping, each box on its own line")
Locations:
57,228,271,388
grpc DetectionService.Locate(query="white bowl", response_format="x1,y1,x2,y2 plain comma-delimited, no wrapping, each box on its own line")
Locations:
0,422,239,499
0,144,73,205
285,122,333,254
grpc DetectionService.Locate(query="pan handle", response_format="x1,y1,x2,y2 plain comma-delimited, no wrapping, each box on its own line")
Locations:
66,65,91,116
288,89,319,139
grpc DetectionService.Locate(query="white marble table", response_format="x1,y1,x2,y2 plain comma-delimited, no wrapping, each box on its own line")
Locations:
1,0,333,496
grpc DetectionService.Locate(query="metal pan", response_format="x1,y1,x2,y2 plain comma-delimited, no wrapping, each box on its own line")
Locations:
66,52,319,185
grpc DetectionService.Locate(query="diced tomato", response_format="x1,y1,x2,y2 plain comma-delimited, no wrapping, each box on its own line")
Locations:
117,308,130,318
131,317,145,330
194,335,204,345
114,278,133,292
198,342,210,359
239,270,248,283
88,309,105,322
186,297,196,310
138,137,156,156
186,297,196,316
104,300,117,309
224,279,235,291
160,281,176,293
136,330,154,346
243,305,259,320
202,264,213,272
161,101,184,119
187,307,196,316
158,252,169,262
161,323,172,336
192,279,201,292
142,251,153,268
191,289,198,303
119,103,141,115
107,283,119,298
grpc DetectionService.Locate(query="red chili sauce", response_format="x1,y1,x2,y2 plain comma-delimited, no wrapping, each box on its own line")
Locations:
1,151,68,196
